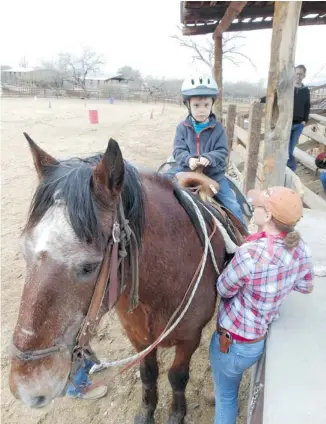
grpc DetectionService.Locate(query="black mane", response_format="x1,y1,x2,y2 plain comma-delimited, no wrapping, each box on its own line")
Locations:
25,154,145,250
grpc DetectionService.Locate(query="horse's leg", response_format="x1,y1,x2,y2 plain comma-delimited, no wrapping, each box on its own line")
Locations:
134,347,158,424
167,338,200,424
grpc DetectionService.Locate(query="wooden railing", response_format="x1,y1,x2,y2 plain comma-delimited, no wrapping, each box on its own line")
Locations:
225,104,326,212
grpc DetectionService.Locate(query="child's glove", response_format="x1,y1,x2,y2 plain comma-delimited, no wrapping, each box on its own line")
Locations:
199,157,210,167
189,157,199,170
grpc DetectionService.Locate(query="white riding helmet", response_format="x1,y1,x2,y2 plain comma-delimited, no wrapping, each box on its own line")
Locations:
181,74,219,101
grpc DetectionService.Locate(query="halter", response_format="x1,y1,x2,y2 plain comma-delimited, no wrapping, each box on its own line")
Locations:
11,197,139,372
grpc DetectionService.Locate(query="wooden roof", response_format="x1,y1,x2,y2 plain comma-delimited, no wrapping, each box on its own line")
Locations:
181,1,326,35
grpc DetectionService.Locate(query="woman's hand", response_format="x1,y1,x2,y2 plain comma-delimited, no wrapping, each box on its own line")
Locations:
199,157,210,167
189,157,200,170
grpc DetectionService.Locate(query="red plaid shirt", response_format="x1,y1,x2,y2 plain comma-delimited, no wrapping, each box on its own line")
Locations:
217,233,314,340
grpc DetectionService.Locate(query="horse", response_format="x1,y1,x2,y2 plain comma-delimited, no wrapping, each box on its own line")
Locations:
9,134,246,424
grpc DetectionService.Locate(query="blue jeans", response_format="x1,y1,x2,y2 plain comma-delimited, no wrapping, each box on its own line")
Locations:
288,123,304,171
214,177,245,227
320,172,326,194
209,331,265,424
66,359,94,396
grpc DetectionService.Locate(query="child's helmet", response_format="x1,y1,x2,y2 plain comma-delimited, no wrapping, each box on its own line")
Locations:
181,74,219,101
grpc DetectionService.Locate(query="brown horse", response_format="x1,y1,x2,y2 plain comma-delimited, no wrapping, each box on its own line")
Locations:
9,135,245,423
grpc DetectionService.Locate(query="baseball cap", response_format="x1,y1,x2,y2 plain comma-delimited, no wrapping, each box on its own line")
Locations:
247,186,303,226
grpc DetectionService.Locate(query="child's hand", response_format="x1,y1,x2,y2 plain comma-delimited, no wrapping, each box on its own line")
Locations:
199,157,210,167
189,157,199,170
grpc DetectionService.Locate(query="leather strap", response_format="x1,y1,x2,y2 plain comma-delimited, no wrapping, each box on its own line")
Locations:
217,325,265,344
77,212,121,348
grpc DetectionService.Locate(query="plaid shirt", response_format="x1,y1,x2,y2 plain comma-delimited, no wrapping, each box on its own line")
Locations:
217,235,314,339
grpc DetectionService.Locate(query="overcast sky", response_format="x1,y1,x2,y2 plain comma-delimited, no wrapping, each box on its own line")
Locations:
2,0,326,83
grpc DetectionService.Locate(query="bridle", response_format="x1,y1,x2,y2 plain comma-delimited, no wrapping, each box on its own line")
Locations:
11,196,139,374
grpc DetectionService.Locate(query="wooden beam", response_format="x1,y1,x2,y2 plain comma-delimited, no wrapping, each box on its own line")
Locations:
302,127,326,145
183,5,275,21
243,103,264,193
182,2,326,22
302,185,326,211
293,147,318,172
225,104,237,166
234,124,248,146
309,114,326,127
213,35,223,121
259,1,302,189
213,1,247,38
284,167,304,198
182,15,326,36
309,83,326,92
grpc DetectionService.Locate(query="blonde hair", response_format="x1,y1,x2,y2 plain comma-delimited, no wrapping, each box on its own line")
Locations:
272,218,301,249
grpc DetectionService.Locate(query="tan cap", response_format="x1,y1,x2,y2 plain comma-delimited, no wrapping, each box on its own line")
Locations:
247,186,303,226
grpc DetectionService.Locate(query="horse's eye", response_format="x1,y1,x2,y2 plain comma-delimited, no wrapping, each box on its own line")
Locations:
80,263,99,276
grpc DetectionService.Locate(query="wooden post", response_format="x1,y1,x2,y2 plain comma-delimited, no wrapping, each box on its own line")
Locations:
243,103,264,193
213,35,223,121
226,104,237,166
258,1,302,188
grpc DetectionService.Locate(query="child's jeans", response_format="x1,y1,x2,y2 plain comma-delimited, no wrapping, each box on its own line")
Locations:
66,359,94,396
320,172,326,194
214,177,245,227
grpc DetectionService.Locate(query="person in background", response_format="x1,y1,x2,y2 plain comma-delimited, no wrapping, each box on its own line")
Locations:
209,186,314,424
315,151,326,194
255,65,310,172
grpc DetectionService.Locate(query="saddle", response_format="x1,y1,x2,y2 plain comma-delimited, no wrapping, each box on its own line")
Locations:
175,171,220,201
174,168,247,247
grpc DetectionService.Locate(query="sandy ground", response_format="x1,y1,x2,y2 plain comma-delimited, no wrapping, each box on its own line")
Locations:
1,98,250,424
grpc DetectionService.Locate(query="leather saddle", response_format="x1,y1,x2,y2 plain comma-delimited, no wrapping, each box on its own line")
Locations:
175,171,219,201
174,168,247,245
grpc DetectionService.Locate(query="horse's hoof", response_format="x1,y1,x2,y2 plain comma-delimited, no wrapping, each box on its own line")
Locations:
167,415,184,424
134,412,155,424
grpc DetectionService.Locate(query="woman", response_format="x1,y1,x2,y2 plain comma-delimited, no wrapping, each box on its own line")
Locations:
209,186,314,424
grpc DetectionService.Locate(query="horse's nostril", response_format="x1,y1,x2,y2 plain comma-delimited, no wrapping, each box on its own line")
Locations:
31,395,47,408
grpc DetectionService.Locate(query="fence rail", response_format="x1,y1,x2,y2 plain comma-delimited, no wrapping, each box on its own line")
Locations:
225,104,326,212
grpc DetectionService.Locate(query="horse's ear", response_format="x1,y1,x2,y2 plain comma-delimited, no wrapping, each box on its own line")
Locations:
24,132,58,179
93,138,125,197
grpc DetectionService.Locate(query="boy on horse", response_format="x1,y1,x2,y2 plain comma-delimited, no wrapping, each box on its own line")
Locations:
172,74,245,226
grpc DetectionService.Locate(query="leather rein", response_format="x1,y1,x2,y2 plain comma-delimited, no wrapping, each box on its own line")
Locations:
12,197,139,372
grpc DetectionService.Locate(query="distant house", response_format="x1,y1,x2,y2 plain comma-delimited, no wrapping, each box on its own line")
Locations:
84,73,128,89
1,67,58,85
1,68,128,90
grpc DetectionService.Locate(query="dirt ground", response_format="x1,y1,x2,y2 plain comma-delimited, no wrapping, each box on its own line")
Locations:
1,98,250,424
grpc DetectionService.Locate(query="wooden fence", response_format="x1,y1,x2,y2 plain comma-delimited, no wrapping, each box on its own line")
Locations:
225,103,326,212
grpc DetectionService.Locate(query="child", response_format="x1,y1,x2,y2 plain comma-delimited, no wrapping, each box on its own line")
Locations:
210,186,314,424
172,74,245,226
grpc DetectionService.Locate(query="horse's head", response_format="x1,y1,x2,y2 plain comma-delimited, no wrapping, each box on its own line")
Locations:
9,134,125,408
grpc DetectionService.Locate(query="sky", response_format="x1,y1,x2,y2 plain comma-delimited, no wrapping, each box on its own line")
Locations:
1,0,326,84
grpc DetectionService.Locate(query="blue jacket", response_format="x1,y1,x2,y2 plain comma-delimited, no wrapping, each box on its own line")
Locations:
173,114,228,182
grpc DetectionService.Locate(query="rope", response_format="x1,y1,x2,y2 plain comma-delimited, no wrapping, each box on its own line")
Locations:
90,191,220,374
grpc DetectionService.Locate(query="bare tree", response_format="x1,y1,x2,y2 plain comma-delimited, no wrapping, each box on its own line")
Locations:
19,56,29,68
60,47,105,97
41,55,70,95
171,26,255,74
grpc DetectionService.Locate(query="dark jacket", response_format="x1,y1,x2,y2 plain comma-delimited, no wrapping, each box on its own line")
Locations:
173,114,228,182
260,85,310,123
315,152,326,169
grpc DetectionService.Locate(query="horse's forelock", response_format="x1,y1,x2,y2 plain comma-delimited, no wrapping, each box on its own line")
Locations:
24,155,145,250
